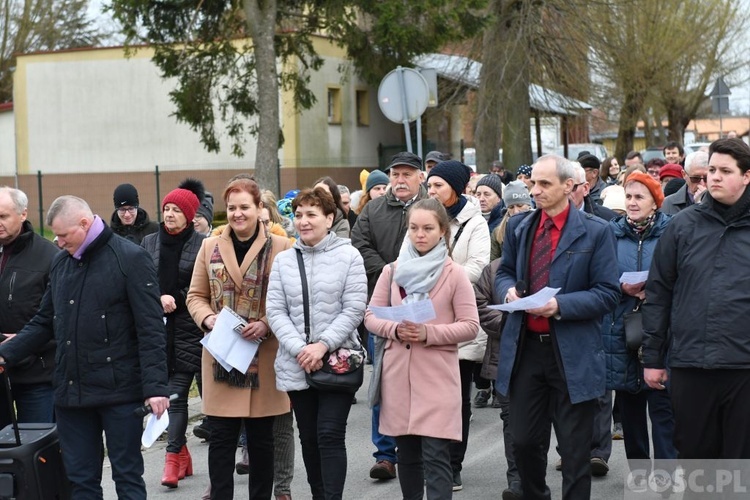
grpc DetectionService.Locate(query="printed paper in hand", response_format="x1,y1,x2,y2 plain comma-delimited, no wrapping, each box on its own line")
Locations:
201,307,260,374
368,299,437,323
489,287,561,312
620,271,649,285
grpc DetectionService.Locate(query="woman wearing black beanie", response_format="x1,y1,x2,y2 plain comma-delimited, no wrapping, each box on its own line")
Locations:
425,160,490,491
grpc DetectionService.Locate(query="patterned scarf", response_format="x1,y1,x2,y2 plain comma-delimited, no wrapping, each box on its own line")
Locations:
626,212,656,235
209,228,274,388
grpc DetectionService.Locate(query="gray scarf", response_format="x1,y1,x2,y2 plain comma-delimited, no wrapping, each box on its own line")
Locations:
394,239,447,303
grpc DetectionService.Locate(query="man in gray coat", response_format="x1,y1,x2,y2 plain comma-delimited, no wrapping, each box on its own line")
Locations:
661,151,708,214
351,151,427,480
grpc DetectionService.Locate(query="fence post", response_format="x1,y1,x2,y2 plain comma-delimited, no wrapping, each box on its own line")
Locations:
37,170,43,236
155,165,161,223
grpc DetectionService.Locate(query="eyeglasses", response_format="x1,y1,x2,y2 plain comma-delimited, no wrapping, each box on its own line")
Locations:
572,183,584,192
117,206,137,215
689,175,707,183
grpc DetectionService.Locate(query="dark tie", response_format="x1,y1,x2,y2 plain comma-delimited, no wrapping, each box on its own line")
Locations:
529,219,554,295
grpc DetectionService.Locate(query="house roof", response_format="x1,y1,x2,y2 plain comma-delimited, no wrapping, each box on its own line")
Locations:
414,53,592,116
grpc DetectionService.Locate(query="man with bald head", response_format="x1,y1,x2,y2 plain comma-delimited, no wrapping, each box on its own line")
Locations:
0,195,170,498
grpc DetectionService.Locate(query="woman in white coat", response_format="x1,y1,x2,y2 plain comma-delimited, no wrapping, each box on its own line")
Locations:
425,160,490,490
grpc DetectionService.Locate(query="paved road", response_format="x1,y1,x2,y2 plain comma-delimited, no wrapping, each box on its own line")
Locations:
102,367,634,499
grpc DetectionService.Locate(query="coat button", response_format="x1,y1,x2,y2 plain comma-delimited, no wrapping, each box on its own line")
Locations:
66,341,70,345
106,357,111,362
68,380,73,385
69,300,74,305
101,315,105,319
406,344,411,350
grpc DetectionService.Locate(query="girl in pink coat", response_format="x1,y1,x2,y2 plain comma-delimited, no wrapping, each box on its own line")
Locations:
365,198,479,500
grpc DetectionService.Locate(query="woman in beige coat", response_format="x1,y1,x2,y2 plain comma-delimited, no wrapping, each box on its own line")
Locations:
187,178,291,500
365,198,479,500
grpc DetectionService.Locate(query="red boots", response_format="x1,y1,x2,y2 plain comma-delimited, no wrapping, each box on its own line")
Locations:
161,452,180,488
162,445,192,488
178,445,193,479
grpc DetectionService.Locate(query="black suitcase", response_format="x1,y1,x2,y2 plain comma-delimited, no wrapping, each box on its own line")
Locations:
0,370,69,500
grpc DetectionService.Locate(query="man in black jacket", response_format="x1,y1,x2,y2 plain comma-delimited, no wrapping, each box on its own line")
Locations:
0,187,59,427
0,195,169,497
643,138,750,459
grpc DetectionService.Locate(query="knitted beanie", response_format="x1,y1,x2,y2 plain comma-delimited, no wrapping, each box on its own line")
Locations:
625,171,664,209
196,192,214,222
427,160,472,196
113,183,139,208
366,170,390,193
476,174,503,197
502,180,531,207
162,178,204,223
517,164,533,177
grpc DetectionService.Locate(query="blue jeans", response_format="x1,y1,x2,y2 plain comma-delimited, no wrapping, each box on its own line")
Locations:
617,388,677,464
368,334,397,463
0,382,54,428
56,401,146,500
289,388,353,500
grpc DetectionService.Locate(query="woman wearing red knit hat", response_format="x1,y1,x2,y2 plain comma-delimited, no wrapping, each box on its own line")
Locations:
141,178,206,489
602,170,676,490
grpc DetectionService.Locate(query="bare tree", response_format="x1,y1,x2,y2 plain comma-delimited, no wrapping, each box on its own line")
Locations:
0,0,100,102
474,0,590,172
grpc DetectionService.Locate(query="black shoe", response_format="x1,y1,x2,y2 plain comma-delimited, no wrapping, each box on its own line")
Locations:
590,457,609,477
491,392,502,408
193,418,211,441
452,470,463,491
473,389,491,408
502,488,522,500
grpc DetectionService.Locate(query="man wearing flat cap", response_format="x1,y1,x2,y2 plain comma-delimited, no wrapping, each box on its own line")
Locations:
578,152,606,206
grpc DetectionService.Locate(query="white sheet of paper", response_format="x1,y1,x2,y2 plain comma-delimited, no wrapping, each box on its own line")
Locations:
203,307,260,374
141,411,169,448
368,299,437,323
620,271,649,285
200,333,233,372
489,287,561,312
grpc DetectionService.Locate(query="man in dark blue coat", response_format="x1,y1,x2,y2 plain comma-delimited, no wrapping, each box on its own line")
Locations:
0,195,169,499
495,155,620,499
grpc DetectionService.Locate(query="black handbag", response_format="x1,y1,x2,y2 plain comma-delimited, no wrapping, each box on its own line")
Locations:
296,249,365,393
623,299,644,352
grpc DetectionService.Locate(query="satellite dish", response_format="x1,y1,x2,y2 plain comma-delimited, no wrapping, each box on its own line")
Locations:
378,67,430,124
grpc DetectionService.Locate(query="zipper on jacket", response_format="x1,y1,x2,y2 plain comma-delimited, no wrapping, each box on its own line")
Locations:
7,271,15,306
636,239,643,271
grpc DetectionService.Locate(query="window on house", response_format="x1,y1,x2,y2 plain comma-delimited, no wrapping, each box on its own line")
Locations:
327,87,341,124
356,89,369,126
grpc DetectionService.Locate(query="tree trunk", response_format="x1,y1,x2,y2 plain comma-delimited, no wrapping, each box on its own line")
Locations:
474,0,503,173
244,0,280,195
666,105,689,144
614,89,646,161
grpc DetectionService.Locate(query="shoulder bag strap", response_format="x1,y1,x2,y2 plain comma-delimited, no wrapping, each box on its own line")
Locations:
388,262,395,307
451,219,471,252
295,249,311,344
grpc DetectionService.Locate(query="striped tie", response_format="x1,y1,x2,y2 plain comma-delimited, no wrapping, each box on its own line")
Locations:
529,219,554,295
